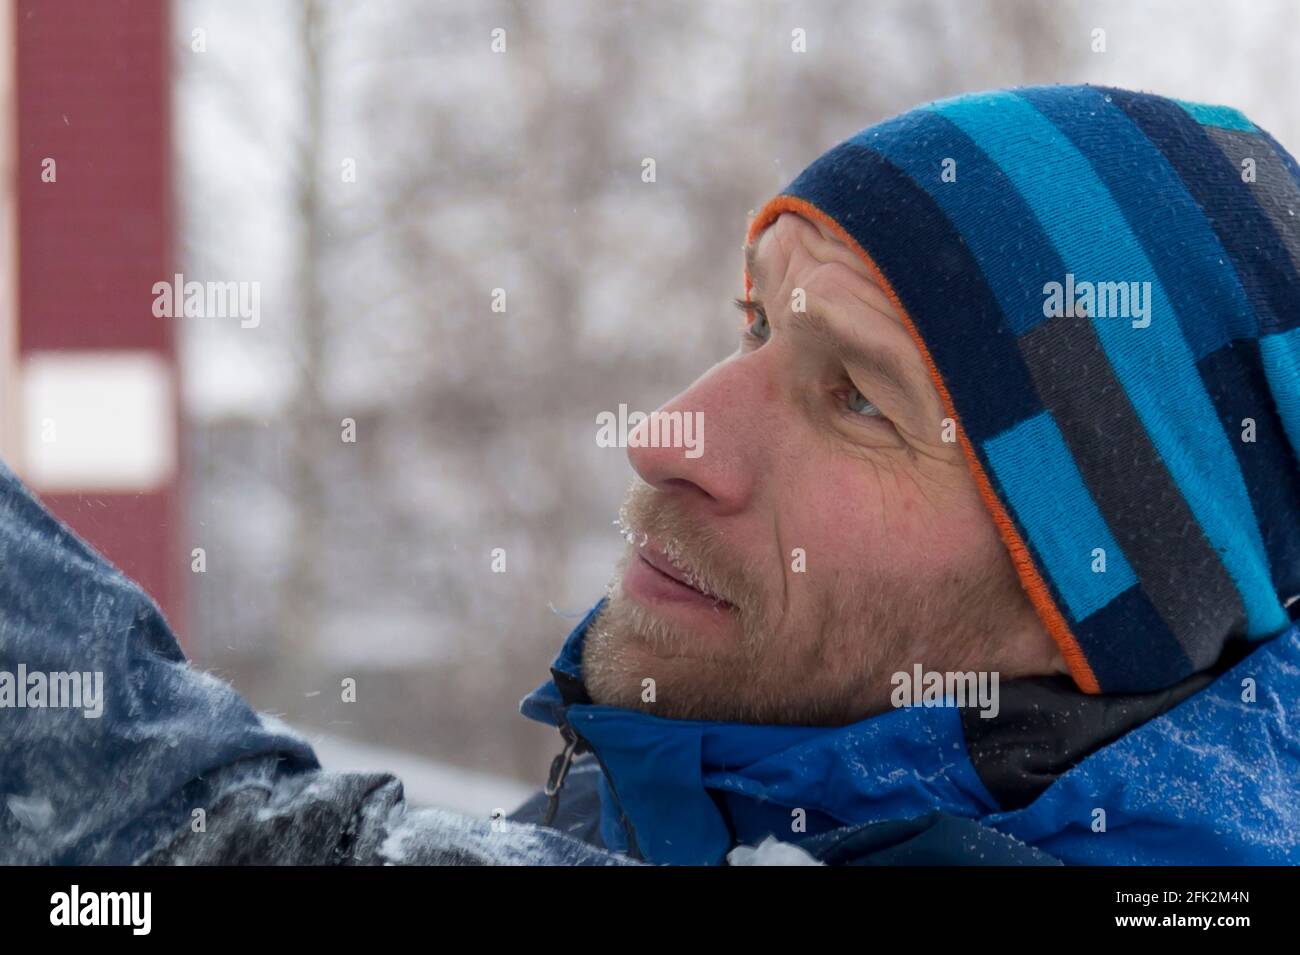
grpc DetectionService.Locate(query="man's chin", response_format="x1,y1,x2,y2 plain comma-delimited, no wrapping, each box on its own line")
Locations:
580,589,724,712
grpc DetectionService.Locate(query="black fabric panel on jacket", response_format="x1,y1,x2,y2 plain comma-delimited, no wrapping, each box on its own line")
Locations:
960,639,1255,811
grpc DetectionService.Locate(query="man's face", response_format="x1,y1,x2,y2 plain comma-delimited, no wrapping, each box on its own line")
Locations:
583,212,1064,725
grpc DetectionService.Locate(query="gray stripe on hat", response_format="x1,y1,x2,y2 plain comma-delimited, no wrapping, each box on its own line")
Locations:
1017,311,1244,662
1206,126,1300,284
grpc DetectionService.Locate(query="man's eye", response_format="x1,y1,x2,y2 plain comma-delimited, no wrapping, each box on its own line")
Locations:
734,297,770,343
845,387,883,417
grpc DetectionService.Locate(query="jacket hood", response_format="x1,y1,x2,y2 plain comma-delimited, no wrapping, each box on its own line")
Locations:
744,84,1300,694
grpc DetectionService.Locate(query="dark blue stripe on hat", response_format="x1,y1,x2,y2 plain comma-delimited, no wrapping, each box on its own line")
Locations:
1198,338,1300,604
1106,87,1300,337
1072,584,1197,691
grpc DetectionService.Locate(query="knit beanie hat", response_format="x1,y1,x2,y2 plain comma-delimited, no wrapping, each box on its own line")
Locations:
746,84,1300,694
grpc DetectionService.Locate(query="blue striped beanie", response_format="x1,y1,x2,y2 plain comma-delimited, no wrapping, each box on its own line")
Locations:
746,85,1300,694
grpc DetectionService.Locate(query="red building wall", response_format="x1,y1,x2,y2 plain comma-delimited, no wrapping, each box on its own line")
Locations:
13,0,182,636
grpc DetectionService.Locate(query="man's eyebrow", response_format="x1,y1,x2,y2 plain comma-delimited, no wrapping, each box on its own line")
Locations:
794,308,920,403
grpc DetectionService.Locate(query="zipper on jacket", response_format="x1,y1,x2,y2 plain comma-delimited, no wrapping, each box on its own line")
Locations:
543,717,644,861
541,725,580,827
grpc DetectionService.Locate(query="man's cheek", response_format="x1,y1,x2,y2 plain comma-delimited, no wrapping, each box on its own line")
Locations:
779,465,934,579
786,512,880,582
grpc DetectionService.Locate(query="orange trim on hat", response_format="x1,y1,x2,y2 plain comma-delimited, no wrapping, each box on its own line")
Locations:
744,196,1101,695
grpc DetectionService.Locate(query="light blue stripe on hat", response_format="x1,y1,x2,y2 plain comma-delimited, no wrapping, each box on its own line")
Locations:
984,411,1136,621
1173,99,1257,132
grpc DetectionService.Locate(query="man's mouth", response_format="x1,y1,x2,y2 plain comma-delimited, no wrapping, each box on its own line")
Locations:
622,539,735,612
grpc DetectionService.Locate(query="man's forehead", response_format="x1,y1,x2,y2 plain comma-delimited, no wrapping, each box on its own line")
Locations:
745,215,900,329
744,213,869,298
743,238,767,296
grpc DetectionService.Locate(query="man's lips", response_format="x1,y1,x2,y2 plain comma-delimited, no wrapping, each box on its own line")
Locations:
626,541,734,610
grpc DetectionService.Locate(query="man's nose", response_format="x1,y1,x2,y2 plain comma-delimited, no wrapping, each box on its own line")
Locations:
626,355,773,515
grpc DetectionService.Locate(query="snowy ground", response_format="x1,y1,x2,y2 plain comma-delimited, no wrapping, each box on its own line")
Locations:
300,729,536,817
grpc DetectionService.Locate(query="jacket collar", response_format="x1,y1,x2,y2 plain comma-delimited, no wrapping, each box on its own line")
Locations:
521,600,1300,865
519,600,997,864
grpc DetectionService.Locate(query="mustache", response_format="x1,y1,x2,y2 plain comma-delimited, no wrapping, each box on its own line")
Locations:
613,479,764,617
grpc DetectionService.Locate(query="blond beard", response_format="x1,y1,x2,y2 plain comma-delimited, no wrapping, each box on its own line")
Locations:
581,478,1032,726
